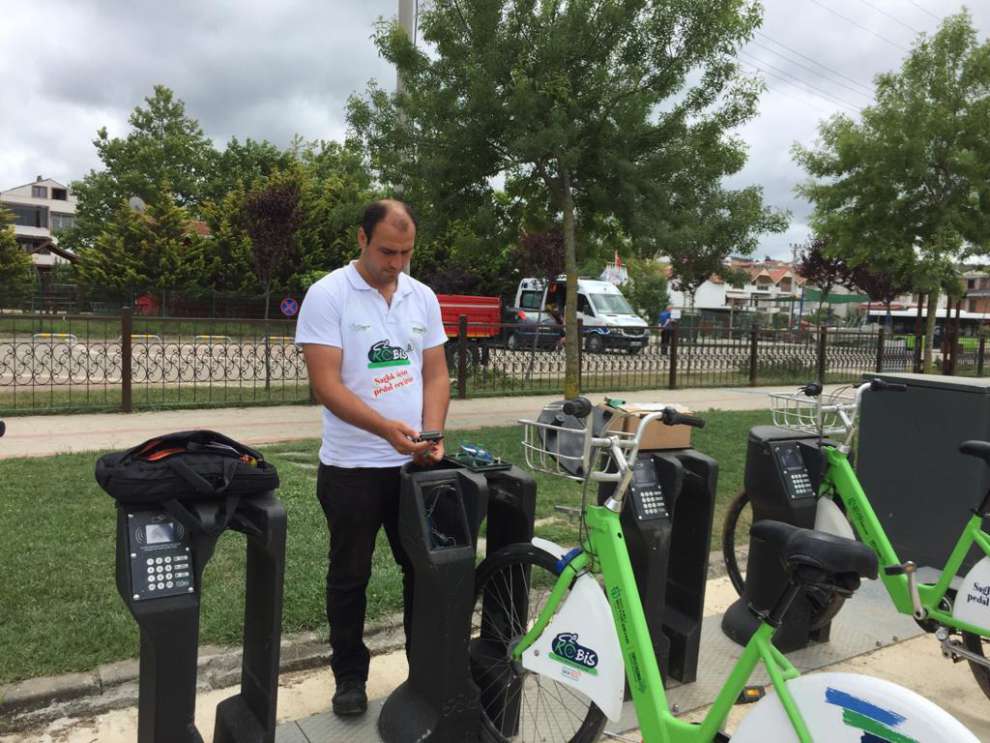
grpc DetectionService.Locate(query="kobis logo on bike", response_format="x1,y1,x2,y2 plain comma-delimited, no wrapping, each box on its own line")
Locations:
550,632,599,675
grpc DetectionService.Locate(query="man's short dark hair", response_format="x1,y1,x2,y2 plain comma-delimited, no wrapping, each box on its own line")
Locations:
361,199,417,241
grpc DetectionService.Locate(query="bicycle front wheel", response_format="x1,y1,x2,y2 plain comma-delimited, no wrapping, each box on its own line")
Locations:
470,543,607,743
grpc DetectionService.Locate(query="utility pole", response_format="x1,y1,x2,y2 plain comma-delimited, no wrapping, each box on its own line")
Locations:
397,0,416,94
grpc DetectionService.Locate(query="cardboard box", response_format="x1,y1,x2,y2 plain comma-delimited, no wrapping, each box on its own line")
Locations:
596,400,693,450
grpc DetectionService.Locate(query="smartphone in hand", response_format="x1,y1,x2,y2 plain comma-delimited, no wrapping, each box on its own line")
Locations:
415,430,444,443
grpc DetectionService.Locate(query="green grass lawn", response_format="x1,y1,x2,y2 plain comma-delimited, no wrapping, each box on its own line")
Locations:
0,408,769,685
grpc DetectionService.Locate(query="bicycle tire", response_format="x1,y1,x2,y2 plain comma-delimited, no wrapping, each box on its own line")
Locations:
471,543,607,743
962,632,990,701
722,490,751,596
721,490,845,632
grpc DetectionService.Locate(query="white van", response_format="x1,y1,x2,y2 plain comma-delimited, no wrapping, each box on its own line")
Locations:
514,277,649,353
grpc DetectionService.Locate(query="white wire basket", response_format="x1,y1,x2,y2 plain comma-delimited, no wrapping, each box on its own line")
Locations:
519,403,635,482
769,386,856,435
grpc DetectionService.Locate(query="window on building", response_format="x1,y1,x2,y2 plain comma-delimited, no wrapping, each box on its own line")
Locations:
51,188,67,200
50,213,75,232
9,205,47,228
970,299,979,313
968,278,977,290
31,185,47,199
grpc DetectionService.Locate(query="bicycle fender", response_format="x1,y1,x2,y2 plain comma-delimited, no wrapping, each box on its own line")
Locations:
521,573,625,721
954,556,990,631
732,672,977,742
532,536,568,560
814,497,855,540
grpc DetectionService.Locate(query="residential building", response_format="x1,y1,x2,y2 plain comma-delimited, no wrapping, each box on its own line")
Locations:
0,176,78,271
963,270,990,314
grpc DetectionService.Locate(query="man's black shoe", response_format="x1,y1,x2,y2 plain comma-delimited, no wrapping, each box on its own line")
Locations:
332,678,368,716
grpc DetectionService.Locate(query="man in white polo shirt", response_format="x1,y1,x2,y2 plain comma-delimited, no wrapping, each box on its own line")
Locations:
295,199,449,716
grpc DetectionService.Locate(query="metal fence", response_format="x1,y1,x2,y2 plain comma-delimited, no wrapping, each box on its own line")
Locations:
0,309,983,415
0,310,309,414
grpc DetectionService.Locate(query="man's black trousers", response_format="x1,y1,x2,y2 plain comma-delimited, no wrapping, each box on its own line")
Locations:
317,464,414,684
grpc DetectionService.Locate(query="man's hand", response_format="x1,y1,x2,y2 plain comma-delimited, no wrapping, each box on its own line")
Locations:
379,419,433,457
415,438,445,467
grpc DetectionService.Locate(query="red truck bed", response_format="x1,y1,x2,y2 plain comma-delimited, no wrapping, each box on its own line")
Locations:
437,294,501,338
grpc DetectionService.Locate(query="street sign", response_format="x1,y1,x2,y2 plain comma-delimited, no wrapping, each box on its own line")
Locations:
280,297,299,317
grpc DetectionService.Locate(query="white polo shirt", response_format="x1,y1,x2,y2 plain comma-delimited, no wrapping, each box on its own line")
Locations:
295,262,447,467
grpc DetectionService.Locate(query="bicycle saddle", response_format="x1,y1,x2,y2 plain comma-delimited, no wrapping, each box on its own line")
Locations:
959,440,990,466
752,520,878,592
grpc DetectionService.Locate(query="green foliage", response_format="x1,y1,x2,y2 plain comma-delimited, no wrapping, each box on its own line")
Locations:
66,86,216,253
666,186,788,299
350,0,778,395
623,257,669,320
296,140,374,285
0,208,33,296
74,196,206,293
200,185,259,295
794,11,990,370
204,137,296,203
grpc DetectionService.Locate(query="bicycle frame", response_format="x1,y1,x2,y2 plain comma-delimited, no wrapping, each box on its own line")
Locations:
510,502,815,743
823,445,990,636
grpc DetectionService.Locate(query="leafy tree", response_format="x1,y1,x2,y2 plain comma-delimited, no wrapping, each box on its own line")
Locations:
794,11,990,372
794,237,856,327
0,209,33,299
204,137,296,204
665,186,787,309
200,185,260,295
242,169,304,319
296,140,374,287
74,195,207,295
350,0,776,397
66,86,216,253
624,258,669,321
850,255,916,331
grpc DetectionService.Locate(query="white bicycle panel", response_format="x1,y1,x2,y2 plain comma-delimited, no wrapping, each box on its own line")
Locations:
521,573,625,721
953,556,990,631
731,671,977,742
814,497,855,540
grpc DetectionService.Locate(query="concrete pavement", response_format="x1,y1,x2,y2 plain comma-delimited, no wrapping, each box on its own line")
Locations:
0,384,809,460
3,576,987,742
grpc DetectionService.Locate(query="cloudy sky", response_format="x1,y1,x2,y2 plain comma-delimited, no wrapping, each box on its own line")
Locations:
2,0,987,259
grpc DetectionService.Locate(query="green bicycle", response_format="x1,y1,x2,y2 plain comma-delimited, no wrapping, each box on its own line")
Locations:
722,378,990,704
467,396,976,742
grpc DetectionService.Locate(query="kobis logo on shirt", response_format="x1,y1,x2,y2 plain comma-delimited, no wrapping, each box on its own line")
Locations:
368,339,411,368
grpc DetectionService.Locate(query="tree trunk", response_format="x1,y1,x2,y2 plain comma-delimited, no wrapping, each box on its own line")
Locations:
561,170,580,399
923,289,939,374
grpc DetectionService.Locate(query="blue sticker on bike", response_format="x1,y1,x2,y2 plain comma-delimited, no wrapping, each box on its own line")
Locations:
549,632,599,676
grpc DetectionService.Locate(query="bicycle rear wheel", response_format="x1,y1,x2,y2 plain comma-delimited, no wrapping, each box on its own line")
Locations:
470,543,607,743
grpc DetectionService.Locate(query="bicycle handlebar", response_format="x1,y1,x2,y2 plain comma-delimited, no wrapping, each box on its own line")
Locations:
561,397,594,419
662,409,706,429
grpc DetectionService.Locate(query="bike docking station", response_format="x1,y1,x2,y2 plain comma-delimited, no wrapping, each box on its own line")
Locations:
721,424,843,652
592,403,718,687
95,431,285,743
375,453,537,743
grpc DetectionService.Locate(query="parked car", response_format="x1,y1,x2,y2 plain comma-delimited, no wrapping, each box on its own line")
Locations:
502,307,564,351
